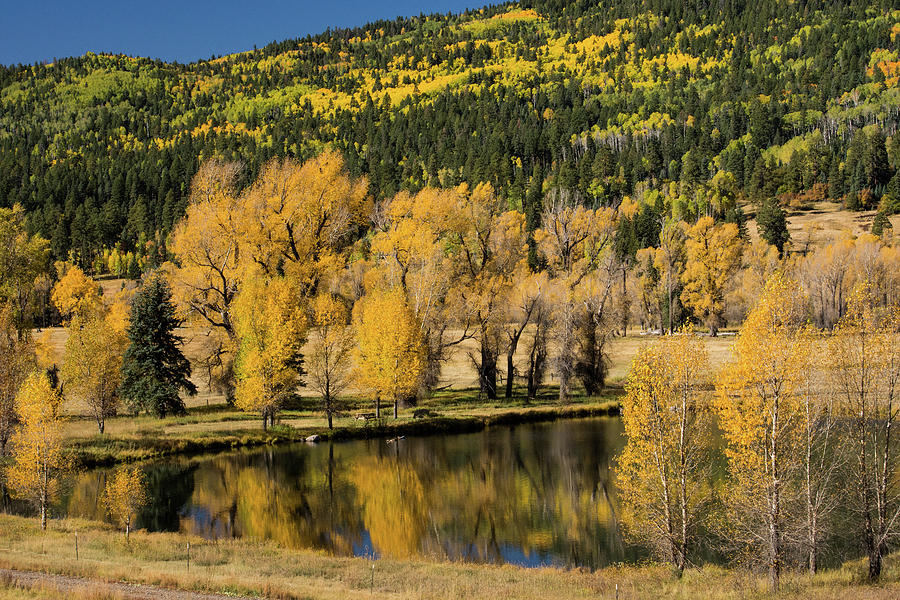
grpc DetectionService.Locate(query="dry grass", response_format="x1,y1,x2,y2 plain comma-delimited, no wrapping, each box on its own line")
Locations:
0,514,898,600
745,201,900,249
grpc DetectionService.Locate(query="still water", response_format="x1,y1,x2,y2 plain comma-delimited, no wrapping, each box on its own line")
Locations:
61,418,642,568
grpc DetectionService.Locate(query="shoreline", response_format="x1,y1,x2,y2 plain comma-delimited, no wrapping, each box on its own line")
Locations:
67,397,622,468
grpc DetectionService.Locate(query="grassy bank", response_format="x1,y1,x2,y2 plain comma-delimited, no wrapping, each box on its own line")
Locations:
64,390,623,467
0,514,898,599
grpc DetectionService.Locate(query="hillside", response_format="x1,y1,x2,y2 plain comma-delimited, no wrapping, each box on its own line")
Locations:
0,0,898,266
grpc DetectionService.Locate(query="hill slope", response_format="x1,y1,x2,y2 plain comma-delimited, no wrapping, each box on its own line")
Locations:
1,0,898,265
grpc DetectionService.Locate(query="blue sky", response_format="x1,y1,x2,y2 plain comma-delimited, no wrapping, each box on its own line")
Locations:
0,0,483,66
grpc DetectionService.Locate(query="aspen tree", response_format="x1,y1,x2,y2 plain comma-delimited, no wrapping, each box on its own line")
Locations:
233,275,306,429
715,273,809,592
617,330,712,575
6,372,67,530
307,294,353,429
103,467,148,540
830,282,900,581
681,216,743,336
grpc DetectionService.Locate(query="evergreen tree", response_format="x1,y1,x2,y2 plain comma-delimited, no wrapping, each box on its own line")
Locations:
120,274,196,417
756,197,790,256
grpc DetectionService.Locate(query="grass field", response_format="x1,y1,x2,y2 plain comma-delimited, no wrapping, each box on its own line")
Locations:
1,514,899,600
41,325,733,466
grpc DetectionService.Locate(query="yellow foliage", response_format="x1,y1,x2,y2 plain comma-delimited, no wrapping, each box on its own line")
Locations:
233,275,307,423
5,372,66,529
61,311,128,434
618,331,711,568
353,287,424,414
103,466,147,539
50,264,102,322
238,150,370,294
715,273,812,576
681,217,743,335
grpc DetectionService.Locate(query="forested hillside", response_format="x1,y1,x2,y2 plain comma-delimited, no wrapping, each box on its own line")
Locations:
0,0,898,267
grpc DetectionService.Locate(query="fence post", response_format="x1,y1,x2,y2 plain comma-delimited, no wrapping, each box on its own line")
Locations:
75,531,78,560
187,541,191,571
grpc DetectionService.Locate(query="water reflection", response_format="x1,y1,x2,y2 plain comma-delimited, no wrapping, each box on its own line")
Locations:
58,418,640,568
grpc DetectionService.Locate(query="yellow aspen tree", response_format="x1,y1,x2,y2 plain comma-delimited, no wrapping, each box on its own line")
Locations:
5,372,67,530
715,272,810,592
103,466,148,540
617,330,712,575
0,303,35,455
0,205,50,333
50,264,102,323
61,309,128,434
829,282,900,581
681,216,743,336
233,275,307,430
353,287,424,419
307,294,354,429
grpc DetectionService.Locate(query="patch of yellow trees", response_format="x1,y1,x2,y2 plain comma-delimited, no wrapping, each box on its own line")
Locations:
618,272,899,591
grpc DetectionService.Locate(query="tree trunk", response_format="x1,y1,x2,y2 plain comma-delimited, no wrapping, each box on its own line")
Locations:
98,419,105,435
393,397,398,419
375,394,381,419
261,408,268,431
480,340,497,400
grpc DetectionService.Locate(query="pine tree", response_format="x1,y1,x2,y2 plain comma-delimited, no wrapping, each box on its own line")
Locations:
120,274,196,417
756,197,790,256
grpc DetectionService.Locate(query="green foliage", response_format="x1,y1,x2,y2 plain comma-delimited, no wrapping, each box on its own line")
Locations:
120,274,196,417
756,198,791,255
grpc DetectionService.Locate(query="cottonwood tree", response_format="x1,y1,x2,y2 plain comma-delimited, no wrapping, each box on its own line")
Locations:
503,269,550,399
353,287,424,419
168,161,244,335
120,275,196,417
5,372,67,529
0,304,35,455
103,466,148,540
681,216,743,336
370,187,468,389
715,273,810,592
0,205,50,334
50,264,102,323
653,218,687,333
617,330,712,575
829,282,900,581
445,184,527,399
61,302,129,434
238,151,370,296
306,294,353,429
233,275,306,429
537,193,617,402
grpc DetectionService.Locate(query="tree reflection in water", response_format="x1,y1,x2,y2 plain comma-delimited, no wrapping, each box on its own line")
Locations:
58,417,640,569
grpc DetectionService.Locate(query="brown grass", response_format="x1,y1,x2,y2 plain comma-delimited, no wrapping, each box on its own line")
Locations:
0,514,898,600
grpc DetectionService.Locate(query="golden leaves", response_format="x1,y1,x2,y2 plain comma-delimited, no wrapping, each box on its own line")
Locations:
103,467,147,537
352,287,424,403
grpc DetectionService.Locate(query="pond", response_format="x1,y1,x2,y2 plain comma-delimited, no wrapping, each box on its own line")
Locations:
45,417,639,569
